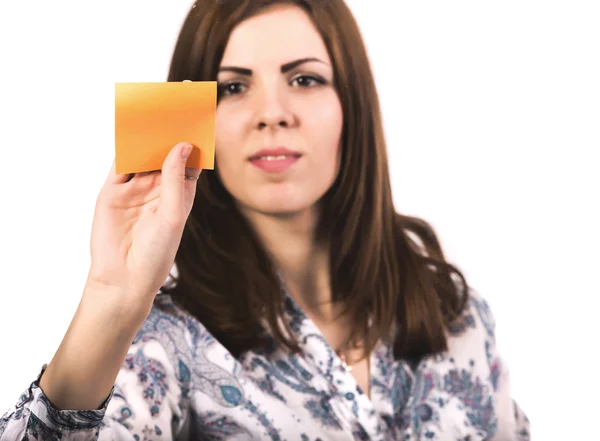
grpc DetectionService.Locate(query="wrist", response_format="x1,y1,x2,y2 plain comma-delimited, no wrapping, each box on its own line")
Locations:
81,278,153,333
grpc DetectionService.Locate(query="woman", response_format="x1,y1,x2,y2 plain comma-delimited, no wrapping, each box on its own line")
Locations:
0,0,530,440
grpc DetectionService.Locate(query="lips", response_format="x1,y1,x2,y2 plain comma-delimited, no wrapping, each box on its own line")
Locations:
248,147,301,161
248,147,302,173
251,154,298,161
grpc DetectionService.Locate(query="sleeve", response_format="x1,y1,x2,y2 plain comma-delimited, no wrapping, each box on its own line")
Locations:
469,291,531,441
0,306,193,441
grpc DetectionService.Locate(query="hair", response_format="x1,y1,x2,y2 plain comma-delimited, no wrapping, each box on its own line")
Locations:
161,0,469,362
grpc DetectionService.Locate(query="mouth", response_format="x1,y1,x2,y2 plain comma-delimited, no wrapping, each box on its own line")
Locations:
248,147,302,162
248,147,302,173
249,154,301,161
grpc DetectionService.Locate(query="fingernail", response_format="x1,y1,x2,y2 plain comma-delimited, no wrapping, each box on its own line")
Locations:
181,144,193,160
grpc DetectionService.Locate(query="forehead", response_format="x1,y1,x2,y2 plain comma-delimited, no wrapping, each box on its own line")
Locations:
220,5,330,66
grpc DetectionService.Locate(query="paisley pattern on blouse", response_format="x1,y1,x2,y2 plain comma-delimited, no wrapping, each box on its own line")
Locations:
0,285,530,440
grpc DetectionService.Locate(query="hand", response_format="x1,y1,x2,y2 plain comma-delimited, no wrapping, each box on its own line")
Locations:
85,142,201,317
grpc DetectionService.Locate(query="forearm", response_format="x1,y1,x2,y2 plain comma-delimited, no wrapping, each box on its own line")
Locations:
39,280,152,411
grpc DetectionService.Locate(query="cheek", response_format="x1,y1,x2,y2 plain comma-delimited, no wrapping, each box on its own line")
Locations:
214,106,246,171
307,96,343,174
213,112,244,197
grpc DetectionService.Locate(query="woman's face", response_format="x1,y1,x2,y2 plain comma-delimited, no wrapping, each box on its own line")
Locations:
215,5,343,216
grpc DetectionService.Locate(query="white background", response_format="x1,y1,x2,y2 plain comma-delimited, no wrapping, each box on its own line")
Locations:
0,1,598,439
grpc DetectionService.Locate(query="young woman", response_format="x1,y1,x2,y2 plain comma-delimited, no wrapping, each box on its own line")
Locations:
0,1,530,440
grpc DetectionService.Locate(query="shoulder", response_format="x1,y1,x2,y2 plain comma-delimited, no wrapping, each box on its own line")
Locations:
136,293,214,347
434,285,508,399
437,282,502,373
126,294,218,395
133,293,222,359
131,294,247,409
447,285,497,341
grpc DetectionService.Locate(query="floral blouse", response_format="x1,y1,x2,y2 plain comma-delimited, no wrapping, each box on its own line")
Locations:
0,287,530,440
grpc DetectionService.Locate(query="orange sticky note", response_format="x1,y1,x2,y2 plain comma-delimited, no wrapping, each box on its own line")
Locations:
114,81,216,174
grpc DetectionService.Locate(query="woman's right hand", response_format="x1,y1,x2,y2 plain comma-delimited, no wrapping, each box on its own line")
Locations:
36,142,201,411
85,141,201,321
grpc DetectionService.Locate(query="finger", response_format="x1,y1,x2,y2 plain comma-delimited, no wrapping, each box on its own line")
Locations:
159,142,198,225
105,160,130,185
135,171,157,178
127,169,158,185
126,169,161,193
184,167,201,181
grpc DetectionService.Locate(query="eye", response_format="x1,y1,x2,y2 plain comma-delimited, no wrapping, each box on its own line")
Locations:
291,74,326,88
217,82,247,98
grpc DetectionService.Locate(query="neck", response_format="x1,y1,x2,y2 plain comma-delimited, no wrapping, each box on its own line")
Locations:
241,206,337,322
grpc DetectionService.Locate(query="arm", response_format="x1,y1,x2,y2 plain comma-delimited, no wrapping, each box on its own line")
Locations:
469,292,531,441
0,296,190,441
37,281,151,412
1,141,200,440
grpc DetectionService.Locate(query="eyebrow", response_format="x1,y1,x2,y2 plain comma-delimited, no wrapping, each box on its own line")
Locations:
218,57,328,76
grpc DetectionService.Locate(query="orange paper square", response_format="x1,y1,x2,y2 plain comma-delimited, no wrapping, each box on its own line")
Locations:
114,81,216,174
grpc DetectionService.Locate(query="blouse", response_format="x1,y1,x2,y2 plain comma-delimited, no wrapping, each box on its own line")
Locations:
0,287,530,440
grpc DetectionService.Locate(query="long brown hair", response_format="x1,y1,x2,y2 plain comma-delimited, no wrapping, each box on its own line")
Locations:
162,0,469,362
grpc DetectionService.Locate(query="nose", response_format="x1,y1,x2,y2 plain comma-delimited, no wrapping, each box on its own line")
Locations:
254,84,294,130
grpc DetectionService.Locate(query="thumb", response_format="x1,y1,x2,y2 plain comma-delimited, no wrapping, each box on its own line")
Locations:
159,142,201,226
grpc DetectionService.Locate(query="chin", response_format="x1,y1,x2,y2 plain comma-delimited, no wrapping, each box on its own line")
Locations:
241,193,317,218
233,182,329,219
256,201,311,217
